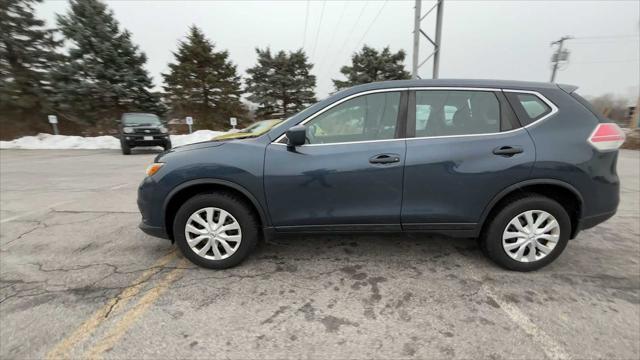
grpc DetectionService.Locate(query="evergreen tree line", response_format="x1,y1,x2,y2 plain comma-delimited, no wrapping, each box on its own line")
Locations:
1,0,410,137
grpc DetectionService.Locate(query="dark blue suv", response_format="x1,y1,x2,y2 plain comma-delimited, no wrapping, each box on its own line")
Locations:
137,79,624,271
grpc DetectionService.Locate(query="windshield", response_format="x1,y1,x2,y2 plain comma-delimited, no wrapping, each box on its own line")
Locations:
238,120,282,135
123,113,161,126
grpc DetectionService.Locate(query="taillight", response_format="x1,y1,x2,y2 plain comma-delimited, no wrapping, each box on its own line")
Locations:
588,123,626,151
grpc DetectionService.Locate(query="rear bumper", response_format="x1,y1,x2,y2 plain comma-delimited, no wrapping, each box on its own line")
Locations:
577,210,617,233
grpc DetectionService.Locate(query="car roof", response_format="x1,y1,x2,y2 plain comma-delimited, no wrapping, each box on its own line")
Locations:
342,79,566,93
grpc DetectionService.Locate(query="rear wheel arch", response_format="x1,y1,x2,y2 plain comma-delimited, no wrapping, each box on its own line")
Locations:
479,179,583,239
163,179,268,240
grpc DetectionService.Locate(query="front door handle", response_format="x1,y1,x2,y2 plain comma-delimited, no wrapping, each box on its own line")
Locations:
369,153,401,164
493,146,524,157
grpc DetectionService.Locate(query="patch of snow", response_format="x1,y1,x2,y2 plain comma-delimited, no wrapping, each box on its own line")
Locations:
0,133,120,150
170,130,225,147
0,130,227,150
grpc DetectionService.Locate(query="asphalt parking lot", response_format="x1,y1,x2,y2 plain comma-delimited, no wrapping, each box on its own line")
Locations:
0,149,638,360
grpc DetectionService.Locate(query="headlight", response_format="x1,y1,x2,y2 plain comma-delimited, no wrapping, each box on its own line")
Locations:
159,126,168,134
146,163,164,177
123,127,133,133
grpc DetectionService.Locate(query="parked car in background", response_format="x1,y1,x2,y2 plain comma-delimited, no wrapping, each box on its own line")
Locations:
119,113,171,155
137,79,624,272
213,119,282,140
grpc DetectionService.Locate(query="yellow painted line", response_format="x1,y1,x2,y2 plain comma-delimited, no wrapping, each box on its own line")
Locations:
45,250,178,360
84,259,188,360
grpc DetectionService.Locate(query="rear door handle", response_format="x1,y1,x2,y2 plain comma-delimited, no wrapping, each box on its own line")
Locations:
369,153,401,164
493,146,523,157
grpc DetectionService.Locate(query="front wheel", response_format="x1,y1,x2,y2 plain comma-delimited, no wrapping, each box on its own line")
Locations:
163,140,172,151
121,141,131,155
481,195,571,272
173,193,259,269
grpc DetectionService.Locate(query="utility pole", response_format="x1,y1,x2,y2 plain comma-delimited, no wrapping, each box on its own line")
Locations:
550,36,572,82
433,0,444,78
412,0,444,79
412,0,421,79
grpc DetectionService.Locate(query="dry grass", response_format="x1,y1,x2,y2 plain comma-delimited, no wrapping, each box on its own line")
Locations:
622,128,640,150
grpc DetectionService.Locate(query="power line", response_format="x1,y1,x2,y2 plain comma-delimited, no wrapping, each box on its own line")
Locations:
324,1,368,75
354,0,388,48
569,38,640,45
316,1,349,70
572,34,639,40
571,58,639,64
310,0,327,58
323,0,387,78
548,33,639,81
302,0,310,49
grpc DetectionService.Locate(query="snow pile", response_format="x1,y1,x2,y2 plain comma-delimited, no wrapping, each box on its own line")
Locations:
0,133,121,150
171,130,225,147
0,130,227,150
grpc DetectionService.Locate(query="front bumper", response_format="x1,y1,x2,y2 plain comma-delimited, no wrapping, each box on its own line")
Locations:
139,221,170,240
137,178,170,240
122,134,170,147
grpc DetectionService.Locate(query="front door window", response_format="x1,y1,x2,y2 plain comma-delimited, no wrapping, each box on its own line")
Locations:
304,92,401,144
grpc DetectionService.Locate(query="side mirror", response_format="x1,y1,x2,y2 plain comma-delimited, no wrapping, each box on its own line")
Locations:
286,125,307,147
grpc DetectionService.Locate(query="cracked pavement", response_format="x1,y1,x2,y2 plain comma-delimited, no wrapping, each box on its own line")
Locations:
0,149,638,359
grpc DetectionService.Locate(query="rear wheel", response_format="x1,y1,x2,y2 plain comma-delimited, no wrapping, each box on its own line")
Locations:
481,195,570,271
173,193,259,269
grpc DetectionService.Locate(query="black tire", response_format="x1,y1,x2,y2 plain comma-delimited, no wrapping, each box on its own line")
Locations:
163,141,172,151
173,192,259,269
121,142,131,155
481,194,571,272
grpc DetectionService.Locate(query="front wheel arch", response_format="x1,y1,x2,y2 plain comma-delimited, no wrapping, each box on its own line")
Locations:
163,179,268,241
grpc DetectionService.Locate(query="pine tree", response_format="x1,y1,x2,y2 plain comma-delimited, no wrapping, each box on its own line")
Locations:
0,0,61,119
53,0,163,124
245,48,316,118
333,45,410,91
162,26,245,129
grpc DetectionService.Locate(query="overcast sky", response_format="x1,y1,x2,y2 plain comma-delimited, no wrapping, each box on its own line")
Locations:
36,0,639,102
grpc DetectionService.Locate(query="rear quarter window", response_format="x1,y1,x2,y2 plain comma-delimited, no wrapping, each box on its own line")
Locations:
505,92,555,126
519,94,550,119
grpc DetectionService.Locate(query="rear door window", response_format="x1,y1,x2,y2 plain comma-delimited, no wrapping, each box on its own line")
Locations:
413,90,501,137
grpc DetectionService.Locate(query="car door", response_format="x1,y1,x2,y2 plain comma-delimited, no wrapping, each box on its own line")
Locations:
264,90,408,231
401,88,536,230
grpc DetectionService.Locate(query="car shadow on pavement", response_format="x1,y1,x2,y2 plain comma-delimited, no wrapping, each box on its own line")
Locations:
242,233,487,272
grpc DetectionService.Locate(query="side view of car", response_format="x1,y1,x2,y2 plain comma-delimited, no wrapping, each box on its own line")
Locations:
119,113,172,155
137,79,624,271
